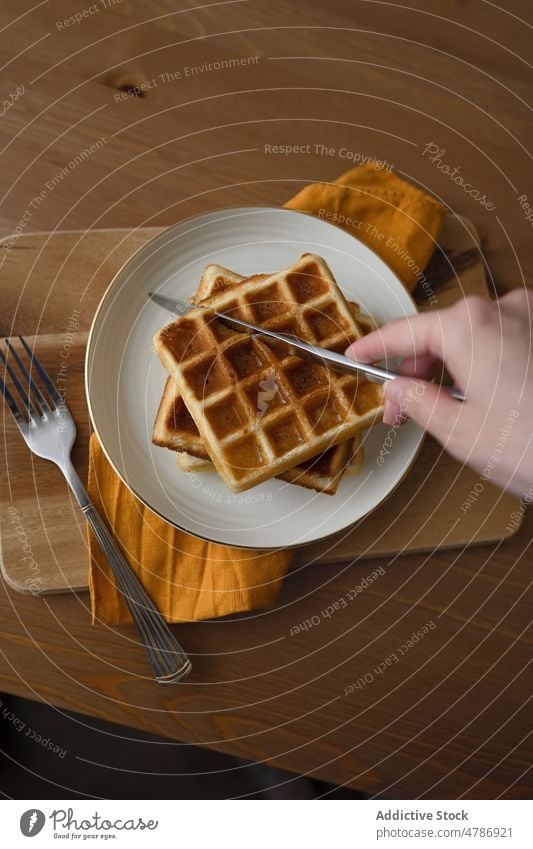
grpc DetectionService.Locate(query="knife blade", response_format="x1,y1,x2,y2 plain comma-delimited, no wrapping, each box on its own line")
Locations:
149,292,465,401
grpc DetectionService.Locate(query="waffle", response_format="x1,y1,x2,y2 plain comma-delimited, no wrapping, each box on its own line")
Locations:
152,378,205,456
176,451,212,473
153,264,364,494
166,391,360,493
173,267,377,483
194,264,256,303
152,340,371,461
152,266,245,458
172,421,359,491
175,435,364,476
154,254,384,492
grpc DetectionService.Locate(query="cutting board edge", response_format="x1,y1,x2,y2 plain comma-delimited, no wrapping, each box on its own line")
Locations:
297,519,523,566
1,514,524,596
0,560,88,597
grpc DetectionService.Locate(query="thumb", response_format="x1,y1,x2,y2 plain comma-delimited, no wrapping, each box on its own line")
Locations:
384,378,464,446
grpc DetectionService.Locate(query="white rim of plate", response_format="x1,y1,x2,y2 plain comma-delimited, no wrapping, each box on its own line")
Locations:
85,205,422,550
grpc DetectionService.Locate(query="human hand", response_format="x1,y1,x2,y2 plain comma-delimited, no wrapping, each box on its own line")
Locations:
345,291,533,498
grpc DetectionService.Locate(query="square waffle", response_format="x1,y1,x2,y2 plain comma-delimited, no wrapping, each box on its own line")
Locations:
153,264,363,494
154,254,383,492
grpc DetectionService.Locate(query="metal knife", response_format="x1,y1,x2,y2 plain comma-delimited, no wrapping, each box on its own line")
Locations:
150,292,465,401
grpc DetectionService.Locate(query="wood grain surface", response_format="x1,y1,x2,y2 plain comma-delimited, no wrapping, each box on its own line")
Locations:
0,0,532,799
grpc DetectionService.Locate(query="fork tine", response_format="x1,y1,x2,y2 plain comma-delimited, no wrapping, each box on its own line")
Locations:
0,346,38,419
5,338,51,413
0,373,25,424
18,336,63,408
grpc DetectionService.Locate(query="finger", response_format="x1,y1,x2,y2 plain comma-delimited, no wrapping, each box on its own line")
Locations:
383,397,408,426
383,356,442,422
499,288,533,318
397,354,441,380
383,378,465,447
345,310,451,364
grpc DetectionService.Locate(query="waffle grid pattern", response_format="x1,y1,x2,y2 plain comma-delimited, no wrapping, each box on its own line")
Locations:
155,255,383,491
154,265,362,495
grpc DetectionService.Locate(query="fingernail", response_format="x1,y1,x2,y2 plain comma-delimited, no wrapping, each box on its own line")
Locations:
384,379,403,406
345,342,373,363
383,399,396,426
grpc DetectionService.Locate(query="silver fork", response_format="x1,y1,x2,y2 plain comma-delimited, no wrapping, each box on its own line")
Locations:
0,336,192,685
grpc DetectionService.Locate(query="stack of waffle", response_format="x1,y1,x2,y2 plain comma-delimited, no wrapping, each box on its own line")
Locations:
153,254,384,495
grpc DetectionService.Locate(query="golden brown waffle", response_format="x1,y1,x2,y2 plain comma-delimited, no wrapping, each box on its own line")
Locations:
173,267,377,483
152,378,205,456
152,266,244,458
168,396,360,493
152,294,378,460
175,432,363,478
176,451,212,473
154,264,363,494
154,254,383,492
193,264,256,303
175,434,364,477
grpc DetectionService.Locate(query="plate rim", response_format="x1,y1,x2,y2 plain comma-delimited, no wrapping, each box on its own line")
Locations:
85,204,422,550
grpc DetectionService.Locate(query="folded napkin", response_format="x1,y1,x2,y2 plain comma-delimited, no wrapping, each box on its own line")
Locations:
285,163,443,291
88,162,444,624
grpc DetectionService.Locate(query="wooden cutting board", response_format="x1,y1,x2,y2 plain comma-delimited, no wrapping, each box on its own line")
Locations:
0,215,521,595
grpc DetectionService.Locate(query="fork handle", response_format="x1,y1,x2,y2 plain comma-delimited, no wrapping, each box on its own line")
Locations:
62,460,191,683
82,504,192,683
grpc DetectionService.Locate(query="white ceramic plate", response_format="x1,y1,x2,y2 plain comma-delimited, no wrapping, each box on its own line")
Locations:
86,207,423,549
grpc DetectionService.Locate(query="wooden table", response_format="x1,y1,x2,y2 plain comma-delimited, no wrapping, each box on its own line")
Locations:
1,0,531,798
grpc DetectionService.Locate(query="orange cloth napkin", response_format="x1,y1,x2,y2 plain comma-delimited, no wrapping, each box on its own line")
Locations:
285,163,443,291
88,162,444,624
